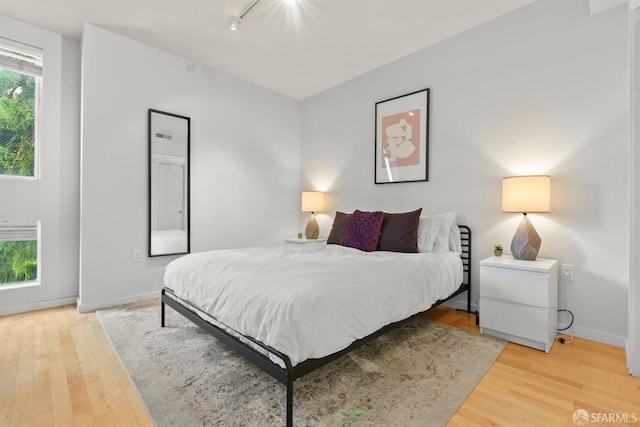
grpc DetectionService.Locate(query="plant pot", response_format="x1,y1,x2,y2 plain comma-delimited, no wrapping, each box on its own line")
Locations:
494,249,503,257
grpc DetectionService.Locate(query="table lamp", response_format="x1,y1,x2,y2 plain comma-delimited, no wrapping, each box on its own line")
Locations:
502,175,550,260
301,191,325,239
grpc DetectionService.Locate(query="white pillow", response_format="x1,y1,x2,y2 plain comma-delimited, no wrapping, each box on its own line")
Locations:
418,212,459,253
449,222,462,254
417,215,445,252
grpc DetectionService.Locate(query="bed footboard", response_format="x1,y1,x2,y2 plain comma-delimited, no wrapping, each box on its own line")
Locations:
161,289,296,425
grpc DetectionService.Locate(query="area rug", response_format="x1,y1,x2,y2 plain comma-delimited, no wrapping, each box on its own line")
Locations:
96,299,505,426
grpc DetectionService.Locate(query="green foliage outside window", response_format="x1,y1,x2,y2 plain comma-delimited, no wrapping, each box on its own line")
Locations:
0,64,39,285
0,68,36,177
0,240,37,284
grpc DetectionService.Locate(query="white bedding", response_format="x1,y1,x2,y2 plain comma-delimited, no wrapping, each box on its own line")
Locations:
164,243,463,366
152,229,188,254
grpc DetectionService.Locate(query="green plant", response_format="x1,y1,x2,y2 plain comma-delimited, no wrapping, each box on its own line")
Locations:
0,240,37,284
494,244,503,251
0,68,36,177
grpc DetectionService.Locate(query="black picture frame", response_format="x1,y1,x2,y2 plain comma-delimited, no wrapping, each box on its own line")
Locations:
375,88,430,184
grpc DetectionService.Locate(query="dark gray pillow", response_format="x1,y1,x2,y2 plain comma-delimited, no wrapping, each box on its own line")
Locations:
327,211,352,245
376,208,422,253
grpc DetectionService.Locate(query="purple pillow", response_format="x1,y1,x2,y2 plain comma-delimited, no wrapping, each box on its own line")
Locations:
343,210,384,252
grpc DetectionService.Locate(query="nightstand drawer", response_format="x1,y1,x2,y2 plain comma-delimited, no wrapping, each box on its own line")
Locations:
480,297,549,343
480,265,551,307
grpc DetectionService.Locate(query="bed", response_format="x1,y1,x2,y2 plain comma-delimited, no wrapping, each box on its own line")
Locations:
161,211,471,426
151,229,188,254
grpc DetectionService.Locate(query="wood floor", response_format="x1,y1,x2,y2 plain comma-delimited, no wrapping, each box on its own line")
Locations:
1,304,638,426
0,304,152,427
424,306,640,426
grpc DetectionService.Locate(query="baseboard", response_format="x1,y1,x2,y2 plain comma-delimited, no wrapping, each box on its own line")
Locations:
569,326,626,348
77,291,160,313
441,298,479,314
0,296,78,316
465,302,625,349
626,337,630,365
624,338,640,377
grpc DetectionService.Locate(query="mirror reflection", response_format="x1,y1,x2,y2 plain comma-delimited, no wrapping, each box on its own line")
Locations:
149,109,190,256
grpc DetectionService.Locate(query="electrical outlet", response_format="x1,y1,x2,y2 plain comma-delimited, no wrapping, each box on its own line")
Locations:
133,249,142,263
561,264,574,281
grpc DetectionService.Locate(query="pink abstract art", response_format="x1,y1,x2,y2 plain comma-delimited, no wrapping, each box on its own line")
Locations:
380,109,421,168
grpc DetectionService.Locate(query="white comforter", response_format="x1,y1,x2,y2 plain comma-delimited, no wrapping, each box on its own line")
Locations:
164,244,463,366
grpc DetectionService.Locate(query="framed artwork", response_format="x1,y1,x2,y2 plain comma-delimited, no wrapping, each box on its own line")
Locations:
375,88,429,184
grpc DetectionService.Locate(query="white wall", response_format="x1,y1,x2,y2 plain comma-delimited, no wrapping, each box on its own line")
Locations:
79,24,301,311
301,0,629,346
2,2,630,349
0,15,81,315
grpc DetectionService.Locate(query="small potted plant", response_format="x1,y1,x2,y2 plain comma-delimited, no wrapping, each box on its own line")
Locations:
494,244,503,257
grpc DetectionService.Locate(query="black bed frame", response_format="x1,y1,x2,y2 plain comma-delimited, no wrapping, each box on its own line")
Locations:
161,225,471,426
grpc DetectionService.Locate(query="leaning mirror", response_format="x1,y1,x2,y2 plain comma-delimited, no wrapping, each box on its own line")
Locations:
148,109,190,256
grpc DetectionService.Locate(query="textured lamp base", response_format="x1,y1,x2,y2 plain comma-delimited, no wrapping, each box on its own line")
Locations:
305,213,319,239
510,215,541,261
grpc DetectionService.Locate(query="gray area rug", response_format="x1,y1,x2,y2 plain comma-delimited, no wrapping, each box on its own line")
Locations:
96,299,505,426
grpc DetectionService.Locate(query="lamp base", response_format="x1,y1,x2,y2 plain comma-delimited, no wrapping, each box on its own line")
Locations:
305,213,319,239
510,215,541,261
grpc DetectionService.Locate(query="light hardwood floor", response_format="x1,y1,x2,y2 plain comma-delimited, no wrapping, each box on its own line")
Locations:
0,304,152,427
1,304,638,426
424,306,640,426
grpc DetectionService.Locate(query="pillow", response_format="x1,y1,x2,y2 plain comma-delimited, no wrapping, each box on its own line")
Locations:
449,222,462,254
343,210,384,252
417,215,445,252
432,212,456,252
327,211,353,245
376,208,422,253
417,212,457,252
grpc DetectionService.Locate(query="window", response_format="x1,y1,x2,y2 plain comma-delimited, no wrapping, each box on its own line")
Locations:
0,221,39,288
0,37,42,179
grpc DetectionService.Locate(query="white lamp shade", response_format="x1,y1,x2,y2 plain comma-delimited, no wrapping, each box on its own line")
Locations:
301,191,325,213
502,175,550,213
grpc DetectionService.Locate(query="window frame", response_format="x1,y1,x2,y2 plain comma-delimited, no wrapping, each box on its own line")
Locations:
0,37,43,181
0,220,41,290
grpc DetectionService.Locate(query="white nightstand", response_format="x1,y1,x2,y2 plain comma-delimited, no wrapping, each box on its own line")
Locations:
479,255,558,353
284,238,327,245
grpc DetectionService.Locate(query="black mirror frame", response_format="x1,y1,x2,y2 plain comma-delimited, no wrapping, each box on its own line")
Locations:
148,109,191,257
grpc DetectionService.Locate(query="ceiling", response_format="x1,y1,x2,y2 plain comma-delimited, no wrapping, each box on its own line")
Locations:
0,0,535,100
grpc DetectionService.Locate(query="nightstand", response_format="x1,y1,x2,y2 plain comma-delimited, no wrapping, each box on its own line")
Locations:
479,255,558,353
284,238,327,245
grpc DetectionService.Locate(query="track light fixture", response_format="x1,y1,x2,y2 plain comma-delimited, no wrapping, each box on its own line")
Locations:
229,0,262,31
